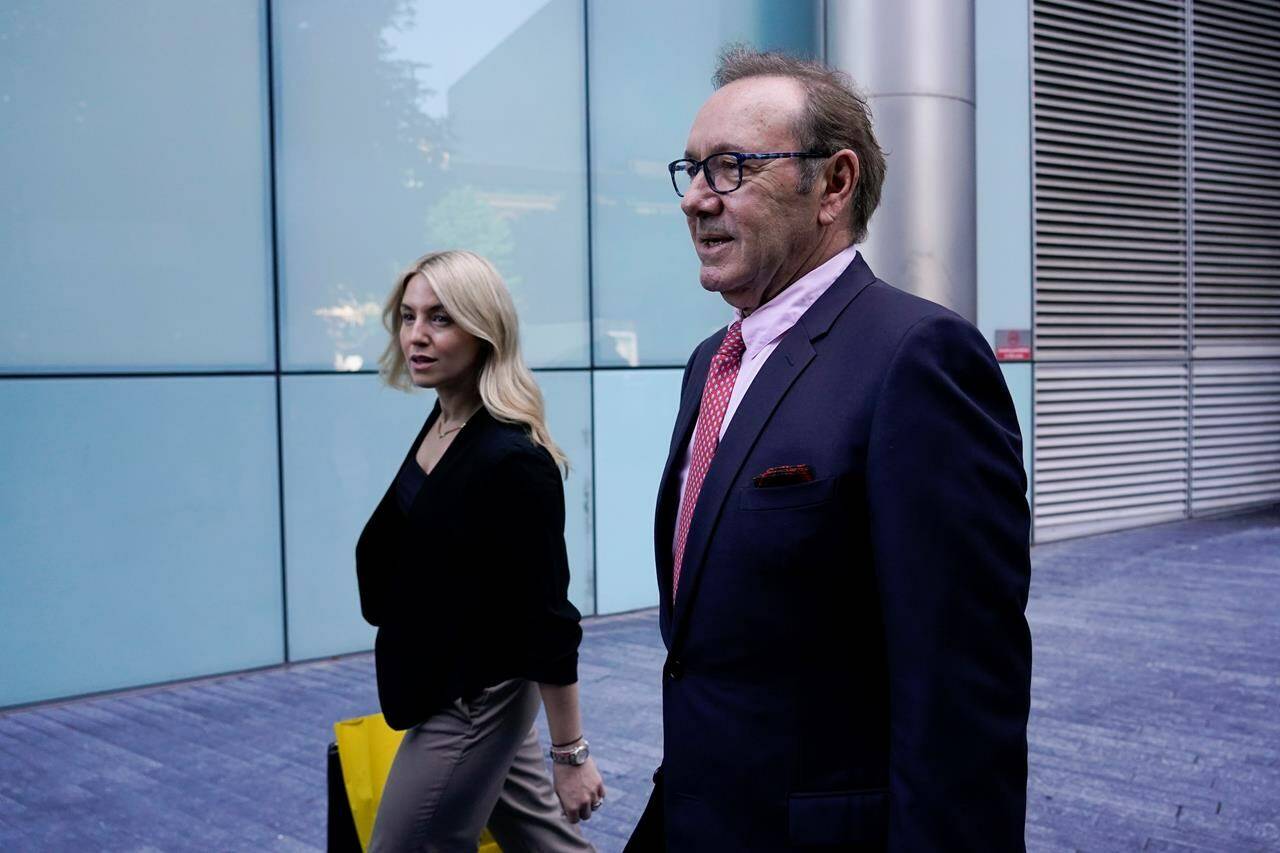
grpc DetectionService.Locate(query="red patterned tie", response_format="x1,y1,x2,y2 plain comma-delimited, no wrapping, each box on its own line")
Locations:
672,320,746,600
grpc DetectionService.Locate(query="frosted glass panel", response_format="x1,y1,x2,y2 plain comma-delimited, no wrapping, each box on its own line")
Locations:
0,1,273,372
0,377,283,708
539,371,596,616
279,375,427,661
274,0,589,372
1001,362,1032,493
589,1,821,366
593,369,684,613
281,369,594,660
975,0,1032,345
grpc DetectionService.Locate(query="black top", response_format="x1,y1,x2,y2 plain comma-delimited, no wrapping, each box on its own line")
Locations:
394,452,427,514
355,404,582,730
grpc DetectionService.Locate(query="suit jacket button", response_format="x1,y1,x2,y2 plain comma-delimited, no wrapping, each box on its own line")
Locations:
666,659,684,680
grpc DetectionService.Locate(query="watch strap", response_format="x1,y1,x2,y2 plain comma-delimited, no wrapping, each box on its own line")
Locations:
548,739,590,765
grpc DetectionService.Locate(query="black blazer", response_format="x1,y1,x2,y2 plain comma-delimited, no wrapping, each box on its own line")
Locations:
356,404,582,731
632,254,1032,851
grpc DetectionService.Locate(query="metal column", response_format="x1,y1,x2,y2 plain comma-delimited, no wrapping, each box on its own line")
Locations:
826,0,977,321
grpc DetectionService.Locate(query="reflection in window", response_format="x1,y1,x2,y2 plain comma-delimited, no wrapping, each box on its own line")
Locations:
275,0,589,371
0,1,272,372
588,0,821,367
314,290,382,372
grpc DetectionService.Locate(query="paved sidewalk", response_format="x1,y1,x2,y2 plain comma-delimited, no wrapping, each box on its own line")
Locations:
1,507,1277,851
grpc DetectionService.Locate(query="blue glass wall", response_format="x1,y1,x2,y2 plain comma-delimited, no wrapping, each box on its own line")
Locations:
0,1,273,372
273,0,590,372
589,1,822,366
0,0,826,708
975,0,1035,487
0,377,283,707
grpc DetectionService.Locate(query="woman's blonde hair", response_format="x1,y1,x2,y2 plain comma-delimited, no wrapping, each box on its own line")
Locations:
379,250,568,474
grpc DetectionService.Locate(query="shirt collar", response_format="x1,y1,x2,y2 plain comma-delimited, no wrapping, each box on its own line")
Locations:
734,245,859,360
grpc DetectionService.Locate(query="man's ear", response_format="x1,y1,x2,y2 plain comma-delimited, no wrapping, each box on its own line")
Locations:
817,149,859,228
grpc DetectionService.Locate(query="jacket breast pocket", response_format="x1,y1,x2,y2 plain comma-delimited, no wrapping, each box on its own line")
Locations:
739,476,838,511
788,788,888,847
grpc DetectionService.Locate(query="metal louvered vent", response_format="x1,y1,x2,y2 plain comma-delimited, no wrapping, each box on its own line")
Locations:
1032,0,1189,361
1034,363,1189,540
1192,360,1280,512
1192,0,1280,357
1030,0,1279,540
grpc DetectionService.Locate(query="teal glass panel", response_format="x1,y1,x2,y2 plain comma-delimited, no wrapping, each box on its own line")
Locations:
0,377,282,709
588,1,821,366
592,369,684,613
0,1,273,372
281,369,593,661
273,0,589,372
1002,362,1033,496
278,375,425,661
975,0,1033,346
539,370,596,616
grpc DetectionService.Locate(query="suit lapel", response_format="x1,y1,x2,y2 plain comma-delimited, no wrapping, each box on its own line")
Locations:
654,341,716,640
668,330,815,642
666,255,878,647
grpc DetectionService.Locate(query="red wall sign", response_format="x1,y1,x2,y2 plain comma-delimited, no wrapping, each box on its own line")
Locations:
995,329,1032,362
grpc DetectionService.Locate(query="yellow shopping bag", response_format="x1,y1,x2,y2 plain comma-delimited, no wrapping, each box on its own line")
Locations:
333,712,500,852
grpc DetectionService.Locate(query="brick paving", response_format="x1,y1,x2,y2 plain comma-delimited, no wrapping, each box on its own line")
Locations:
0,507,1276,851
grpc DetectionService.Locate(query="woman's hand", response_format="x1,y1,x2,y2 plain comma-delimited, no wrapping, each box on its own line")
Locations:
538,681,605,822
553,756,606,823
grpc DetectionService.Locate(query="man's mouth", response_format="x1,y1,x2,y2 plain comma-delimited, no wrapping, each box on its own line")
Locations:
699,235,732,250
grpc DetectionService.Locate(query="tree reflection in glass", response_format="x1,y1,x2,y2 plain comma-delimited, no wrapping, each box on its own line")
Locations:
276,0,589,371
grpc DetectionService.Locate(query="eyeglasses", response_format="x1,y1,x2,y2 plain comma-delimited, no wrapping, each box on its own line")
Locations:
667,151,830,197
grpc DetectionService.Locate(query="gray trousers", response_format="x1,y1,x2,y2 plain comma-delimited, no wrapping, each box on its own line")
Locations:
369,679,594,853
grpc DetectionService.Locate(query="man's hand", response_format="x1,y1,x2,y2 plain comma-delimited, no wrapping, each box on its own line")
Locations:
553,757,606,823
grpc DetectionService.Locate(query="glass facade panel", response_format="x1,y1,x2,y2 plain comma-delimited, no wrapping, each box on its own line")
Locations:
0,1,273,372
273,0,589,372
588,0,821,367
279,375,425,661
975,0,1032,347
0,377,283,708
281,369,593,661
592,369,684,613
538,371,596,615
1000,362,1033,486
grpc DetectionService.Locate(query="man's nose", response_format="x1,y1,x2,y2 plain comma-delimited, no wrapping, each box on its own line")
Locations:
680,170,722,217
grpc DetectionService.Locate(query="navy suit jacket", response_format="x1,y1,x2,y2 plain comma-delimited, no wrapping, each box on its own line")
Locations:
636,255,1032,851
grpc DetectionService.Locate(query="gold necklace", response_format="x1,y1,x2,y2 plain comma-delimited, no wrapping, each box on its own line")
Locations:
437,418,466,439
437,405,480,439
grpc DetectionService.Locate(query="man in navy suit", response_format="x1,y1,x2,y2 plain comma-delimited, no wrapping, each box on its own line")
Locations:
626,48,1032,851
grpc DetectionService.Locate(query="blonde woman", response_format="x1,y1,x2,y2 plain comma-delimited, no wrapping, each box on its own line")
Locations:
356,250,603,851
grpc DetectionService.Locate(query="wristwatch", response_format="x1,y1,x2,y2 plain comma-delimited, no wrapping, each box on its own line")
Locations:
549,739,590,766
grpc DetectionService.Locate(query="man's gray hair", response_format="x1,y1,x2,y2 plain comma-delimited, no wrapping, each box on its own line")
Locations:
713,45,886,244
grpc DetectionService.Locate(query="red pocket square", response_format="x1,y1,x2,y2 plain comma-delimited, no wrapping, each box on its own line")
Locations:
752,464,815,487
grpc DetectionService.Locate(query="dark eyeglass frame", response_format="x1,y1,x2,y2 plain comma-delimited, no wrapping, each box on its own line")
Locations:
667,151,831,197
